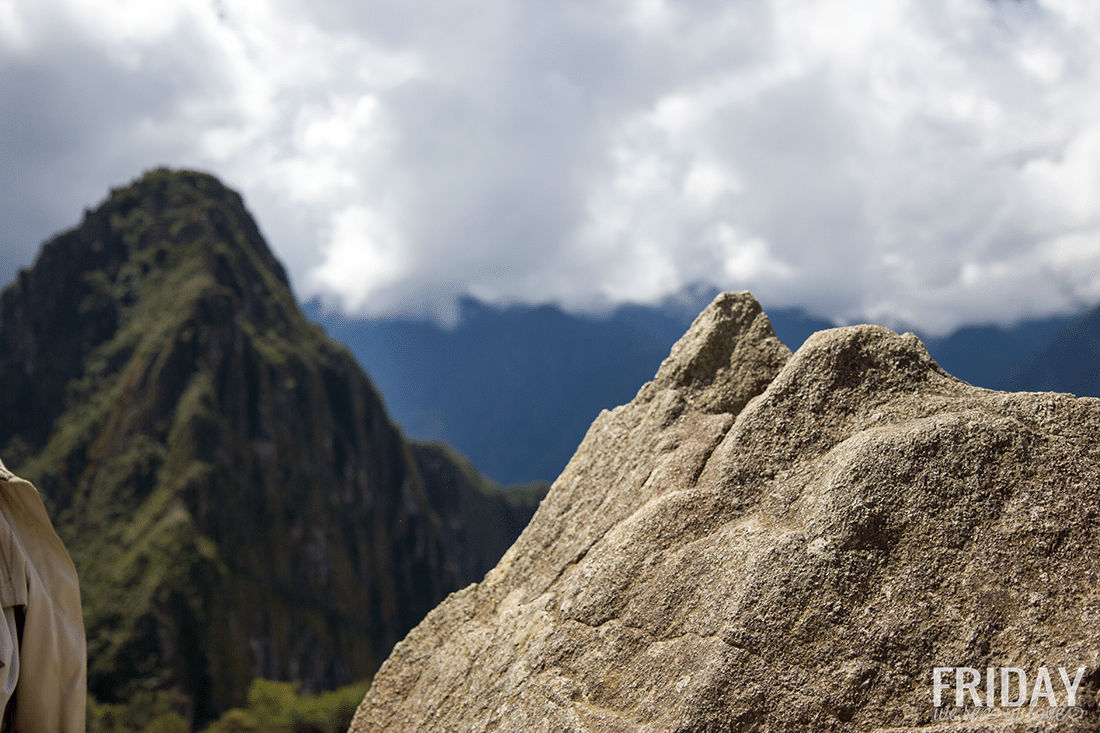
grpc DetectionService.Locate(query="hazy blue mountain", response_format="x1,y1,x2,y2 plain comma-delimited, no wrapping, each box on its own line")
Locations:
304,295,837,486
1000,301,1100,396
306,294,1096,487
305,298,673,486
918,315,1079,392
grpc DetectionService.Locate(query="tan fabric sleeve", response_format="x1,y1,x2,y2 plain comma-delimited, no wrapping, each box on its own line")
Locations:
0,458,87,733
0,606,17,721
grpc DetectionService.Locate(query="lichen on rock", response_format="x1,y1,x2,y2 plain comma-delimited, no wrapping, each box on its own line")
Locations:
351,291,1100,733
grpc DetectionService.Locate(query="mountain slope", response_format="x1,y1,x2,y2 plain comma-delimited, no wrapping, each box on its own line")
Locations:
914,315,1077,392
0,168,542,727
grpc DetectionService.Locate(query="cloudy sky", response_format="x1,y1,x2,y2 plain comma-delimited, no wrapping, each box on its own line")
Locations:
2,0,1099,333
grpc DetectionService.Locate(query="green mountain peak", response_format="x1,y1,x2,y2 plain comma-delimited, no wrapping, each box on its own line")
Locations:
0,167,543,728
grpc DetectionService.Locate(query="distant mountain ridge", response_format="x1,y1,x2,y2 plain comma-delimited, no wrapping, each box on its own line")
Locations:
306,292,1095,487
1000,304,1100,396
0,168,544,728
306,298,677,485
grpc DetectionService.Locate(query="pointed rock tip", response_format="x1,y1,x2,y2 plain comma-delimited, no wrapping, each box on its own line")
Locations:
652,291,791,415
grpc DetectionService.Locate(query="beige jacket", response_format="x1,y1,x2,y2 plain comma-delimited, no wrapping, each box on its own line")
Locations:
0,458,86,732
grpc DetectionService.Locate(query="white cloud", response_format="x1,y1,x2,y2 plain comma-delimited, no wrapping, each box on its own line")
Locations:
2,0,1100,333
1022,127,1100,224
684,162,739,208
309,204,409,310
0,0,30,52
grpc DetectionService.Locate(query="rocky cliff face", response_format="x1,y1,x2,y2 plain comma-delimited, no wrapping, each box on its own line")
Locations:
0,168,542,727
351,291,1100,732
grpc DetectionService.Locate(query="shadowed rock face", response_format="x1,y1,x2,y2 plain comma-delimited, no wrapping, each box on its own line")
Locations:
351,291,1100,733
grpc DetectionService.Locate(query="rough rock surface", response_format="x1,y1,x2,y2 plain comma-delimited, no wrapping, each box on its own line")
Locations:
351,291,1100,732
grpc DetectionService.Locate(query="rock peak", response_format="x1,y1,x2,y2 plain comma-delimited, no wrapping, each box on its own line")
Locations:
352,292,1100,733
652,291,790,415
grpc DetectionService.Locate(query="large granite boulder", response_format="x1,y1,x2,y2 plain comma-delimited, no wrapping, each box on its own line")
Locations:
351,291,1100,732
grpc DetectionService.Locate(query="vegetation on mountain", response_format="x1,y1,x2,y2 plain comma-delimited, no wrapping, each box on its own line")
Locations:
88,677,370,733
0,168,543,728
